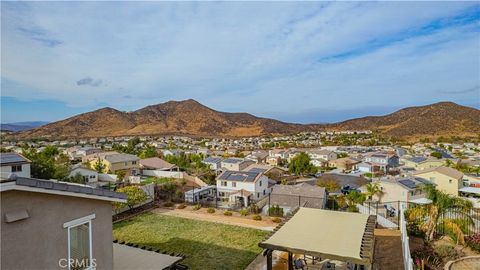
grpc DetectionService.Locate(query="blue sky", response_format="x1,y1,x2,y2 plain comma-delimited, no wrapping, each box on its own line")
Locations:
1,1,479,124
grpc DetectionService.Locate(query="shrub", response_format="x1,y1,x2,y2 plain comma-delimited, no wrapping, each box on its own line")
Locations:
271,217,282,223
176,203,186,209
252,214,262,221
249,203,260,214
239,208,249,216
466,233,480,252
268,205,284,217
163,201,174,207
193,204,201,211
434,245,460,261
207,208,215,214
224,211,233,216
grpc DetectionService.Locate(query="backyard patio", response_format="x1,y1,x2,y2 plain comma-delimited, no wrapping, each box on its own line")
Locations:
113,212,269,269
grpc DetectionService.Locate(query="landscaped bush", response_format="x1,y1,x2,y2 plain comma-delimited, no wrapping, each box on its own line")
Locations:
163,202,174,207
268,205,284,217
271,217,282,223
193,204,201,211
239,208,249,216
207,208,215,214
252,214,262,221
466,233,480,252
249,203,260,214
224,211,233,216
434,245,460,261
177,203,187,209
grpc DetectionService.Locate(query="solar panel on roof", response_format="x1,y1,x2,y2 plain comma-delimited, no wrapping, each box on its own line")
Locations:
249,168,267,173
0,153,28,165
398,179,417,189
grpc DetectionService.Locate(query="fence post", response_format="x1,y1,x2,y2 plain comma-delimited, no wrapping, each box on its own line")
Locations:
397,201,400,226
268,193,271,210
192,186,195,203
368,201,371,215
298,195,301,207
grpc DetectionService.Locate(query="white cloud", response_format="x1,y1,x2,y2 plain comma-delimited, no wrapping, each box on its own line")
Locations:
1,1,479,121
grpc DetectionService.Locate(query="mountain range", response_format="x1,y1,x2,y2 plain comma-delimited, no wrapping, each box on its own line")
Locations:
13,100,480,141
1,121,49,132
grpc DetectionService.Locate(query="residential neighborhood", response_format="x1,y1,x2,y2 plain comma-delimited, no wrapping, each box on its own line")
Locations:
2,1,480,270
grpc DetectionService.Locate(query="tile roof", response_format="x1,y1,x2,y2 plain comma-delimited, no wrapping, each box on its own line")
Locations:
105,153,139,163
413,166,464,179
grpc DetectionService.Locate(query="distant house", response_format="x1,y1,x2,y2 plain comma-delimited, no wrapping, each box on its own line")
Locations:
0,152,31,178
69,164,99,185
412,166,464,196
245,150,269,163
86,152,139,175
203,156,223,171
361,177,430,203
307,149,337,163
139,157,178,171
162,149,182,157
266,156,282,166
363,152,399,172
402,156,452,170
328,157,361,171
264,183,327,215
221,158,254,171
216,170,270,206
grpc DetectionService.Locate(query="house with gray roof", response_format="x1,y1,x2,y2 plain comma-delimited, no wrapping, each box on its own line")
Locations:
0,152,31,178
263,183,327,215
216,170,270,207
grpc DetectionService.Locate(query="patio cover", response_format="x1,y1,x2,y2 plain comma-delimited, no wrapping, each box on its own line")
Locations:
259,207,376,266
113,243,183,270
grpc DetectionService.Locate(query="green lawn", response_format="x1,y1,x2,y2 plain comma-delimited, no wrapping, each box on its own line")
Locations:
113,212,268,269
140,177,174,185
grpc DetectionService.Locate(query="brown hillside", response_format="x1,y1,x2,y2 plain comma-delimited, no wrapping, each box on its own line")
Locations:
15,100,479,140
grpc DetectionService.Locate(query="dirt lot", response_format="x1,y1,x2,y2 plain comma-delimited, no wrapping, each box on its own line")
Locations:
153,205,279,231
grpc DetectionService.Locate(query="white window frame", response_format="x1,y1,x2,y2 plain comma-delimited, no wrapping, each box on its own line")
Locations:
64,214,95,270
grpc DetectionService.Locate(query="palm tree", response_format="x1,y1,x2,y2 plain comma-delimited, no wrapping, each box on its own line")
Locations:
365,182,383,201
406,184,473,244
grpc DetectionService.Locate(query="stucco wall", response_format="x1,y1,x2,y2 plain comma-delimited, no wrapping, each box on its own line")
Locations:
1,190,114,270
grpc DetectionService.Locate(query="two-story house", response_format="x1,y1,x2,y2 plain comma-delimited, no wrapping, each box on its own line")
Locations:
203,156,223,171
362,177,430,203
360,152,399,173
86,152,140,175
0,152,31,178
412,166,464,196
216,170,270,207
307,149,338,165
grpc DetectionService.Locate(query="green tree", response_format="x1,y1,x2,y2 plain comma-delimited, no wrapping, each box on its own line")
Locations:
345,191,366,212
116,170,126,182
406,184,473,244
288,152,317,175
365,182,383,201
114,186,147,210
430,151,443,159
138,144,157,159
93,159,106,173
316,179,340,193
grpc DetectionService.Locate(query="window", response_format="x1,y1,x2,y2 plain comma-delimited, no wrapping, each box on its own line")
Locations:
132,161,137,165
232,182,236,187
221,181,227,187
449,179,452,184
263,190,266,195
259,180,262,187
11,165,22,172
257,193,260,198
89,175,95,179
64,214,94,270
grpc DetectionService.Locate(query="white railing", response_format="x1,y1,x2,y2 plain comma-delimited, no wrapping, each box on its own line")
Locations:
400,203,414,270
357,204,398,228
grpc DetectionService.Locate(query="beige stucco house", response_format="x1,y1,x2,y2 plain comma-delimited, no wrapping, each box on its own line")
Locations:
85,152,140,175
1,176,126,270
412,166,464,196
